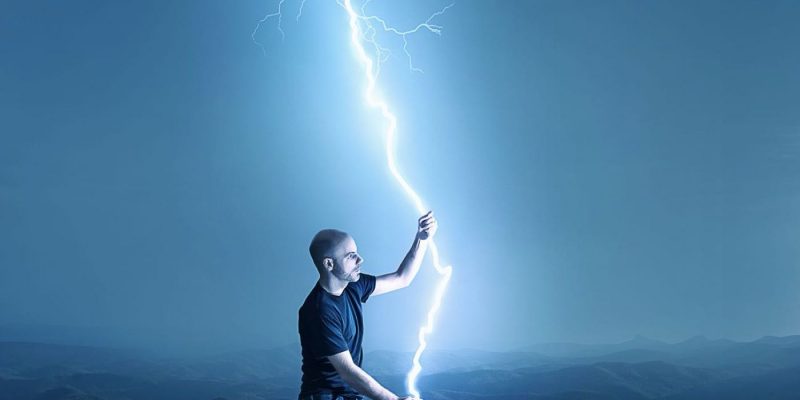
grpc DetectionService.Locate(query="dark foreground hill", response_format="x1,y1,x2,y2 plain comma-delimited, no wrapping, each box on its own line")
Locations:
1,336,799,400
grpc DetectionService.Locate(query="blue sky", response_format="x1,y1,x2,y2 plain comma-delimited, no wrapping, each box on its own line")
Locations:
1,0,799,354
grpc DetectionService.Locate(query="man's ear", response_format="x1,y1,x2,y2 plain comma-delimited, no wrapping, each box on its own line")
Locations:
323,257,334,271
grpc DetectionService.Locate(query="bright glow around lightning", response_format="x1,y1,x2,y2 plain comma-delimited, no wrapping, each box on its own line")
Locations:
253,1,454,397
339,2,453,397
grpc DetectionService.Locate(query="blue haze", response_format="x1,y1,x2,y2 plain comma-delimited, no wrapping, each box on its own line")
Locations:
1,0,799,355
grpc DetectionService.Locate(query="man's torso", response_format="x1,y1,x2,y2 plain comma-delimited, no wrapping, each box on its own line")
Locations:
298,274,376,396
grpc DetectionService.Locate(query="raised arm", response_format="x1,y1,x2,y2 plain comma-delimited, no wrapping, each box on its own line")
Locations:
373,211,438,296
328,351,416,400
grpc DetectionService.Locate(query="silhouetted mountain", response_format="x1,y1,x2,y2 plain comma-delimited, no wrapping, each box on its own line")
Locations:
0,342,145,379
671,336,736,352
1,335,799,400
417,361,725,400
156,343,301,381
663,365,800,400
575,348,674,364
520,335,671,358
752,335,800,347
33,386,102,400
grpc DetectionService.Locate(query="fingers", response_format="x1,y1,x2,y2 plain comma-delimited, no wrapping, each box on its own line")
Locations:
420,219,436,231
418,210,433,223
417,211,438,240
421,219,437,230
419,211,435,226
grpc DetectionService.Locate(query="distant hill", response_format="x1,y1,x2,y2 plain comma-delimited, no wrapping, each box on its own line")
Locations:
662,365,800,400
0,342,144,379
1,335,799,400
752,335,800,347
519,335,671,358
417,361,725,400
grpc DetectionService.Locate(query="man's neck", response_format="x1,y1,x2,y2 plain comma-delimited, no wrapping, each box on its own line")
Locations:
319,274,347,296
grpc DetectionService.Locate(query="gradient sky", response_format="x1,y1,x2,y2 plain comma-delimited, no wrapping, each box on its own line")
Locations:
1,0,799,355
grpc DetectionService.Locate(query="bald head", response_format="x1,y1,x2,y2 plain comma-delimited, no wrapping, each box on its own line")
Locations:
309,229,351,270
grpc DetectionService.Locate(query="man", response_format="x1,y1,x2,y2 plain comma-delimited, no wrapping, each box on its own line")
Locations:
298,211,438,400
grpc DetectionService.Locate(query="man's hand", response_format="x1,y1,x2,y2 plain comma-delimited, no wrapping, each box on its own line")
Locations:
374,212,437,296
416,211,438,241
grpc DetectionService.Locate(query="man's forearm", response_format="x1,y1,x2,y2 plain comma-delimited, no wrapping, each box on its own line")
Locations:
396,236,428,286
339,363,398,400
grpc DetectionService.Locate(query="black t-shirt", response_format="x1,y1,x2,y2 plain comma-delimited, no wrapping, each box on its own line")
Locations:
298,274,377,396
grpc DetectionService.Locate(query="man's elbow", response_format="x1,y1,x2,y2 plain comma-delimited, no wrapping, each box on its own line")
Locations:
337,368,359,387
397,275,412,289
391,271,412,289
329,358,361,386
338,367,373,396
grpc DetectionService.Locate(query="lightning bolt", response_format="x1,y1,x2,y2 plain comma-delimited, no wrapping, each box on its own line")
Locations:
253,1,454,397
251,0,286,56
338,3,454,397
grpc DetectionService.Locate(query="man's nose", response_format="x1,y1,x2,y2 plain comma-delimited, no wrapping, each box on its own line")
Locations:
356,255,364,265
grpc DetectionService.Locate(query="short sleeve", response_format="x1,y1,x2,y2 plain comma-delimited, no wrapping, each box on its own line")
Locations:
308,305,349,357
352,273,377,303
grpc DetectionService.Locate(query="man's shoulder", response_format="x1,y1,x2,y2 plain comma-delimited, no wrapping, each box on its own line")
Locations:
300,285,340,318
346,273,377,302
347,273,376,291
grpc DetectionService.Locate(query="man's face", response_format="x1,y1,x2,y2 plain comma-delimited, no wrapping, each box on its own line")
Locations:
330,236,363,282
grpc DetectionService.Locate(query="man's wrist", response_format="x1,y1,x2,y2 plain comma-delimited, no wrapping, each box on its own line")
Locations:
416,231,431,242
